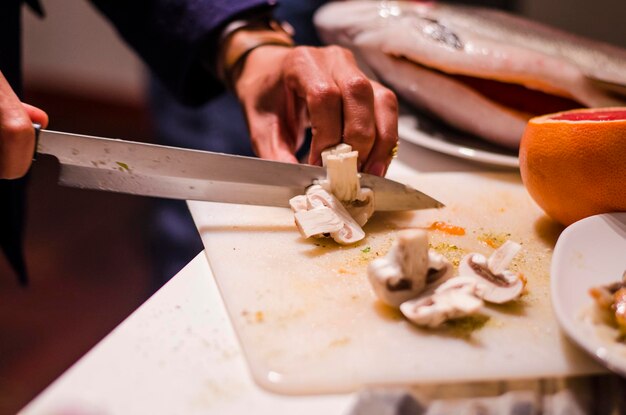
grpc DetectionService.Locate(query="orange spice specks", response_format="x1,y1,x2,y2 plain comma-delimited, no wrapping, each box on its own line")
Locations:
428,221,466,236
336,267,356,275
519,273,528,288
255,311,265,323
482,237,500,249
477,232,511,249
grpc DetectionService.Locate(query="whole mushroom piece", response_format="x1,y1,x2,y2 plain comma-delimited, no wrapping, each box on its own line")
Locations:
368,229,452,307
367,233,528,328
289,143,375,245
457,240,524,304
290,185,365,244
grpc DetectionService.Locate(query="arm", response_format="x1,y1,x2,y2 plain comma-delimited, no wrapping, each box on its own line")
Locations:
89,0,275,106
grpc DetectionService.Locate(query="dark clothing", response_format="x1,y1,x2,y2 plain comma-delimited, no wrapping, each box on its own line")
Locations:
0,0,274,284
147,0,327,284
89,0,275,105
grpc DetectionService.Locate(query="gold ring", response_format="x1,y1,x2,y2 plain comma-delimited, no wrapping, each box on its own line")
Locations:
390,142,399,158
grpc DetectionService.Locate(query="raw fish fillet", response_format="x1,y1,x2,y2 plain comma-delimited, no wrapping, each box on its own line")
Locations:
314,1,626,148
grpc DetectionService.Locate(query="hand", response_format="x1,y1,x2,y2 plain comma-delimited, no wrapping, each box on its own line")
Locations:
232,45,398,177
0,71,48,179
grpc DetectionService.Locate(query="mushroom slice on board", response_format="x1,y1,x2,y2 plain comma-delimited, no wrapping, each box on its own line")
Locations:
344,188,375,227
305,185,365,245
368,229,452,307
400,280,484,328
289,195,309,213
458,241,524,304
293,207,344,238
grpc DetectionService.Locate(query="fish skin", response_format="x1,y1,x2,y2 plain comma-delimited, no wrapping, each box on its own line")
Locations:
314,1,626,148
433,4,626,87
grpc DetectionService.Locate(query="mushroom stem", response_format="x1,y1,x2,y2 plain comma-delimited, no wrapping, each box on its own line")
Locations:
458,241,524,304
320,144,361,202
368,229,452,307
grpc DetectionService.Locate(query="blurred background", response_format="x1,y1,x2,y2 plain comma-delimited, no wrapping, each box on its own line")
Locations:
1,0,625,413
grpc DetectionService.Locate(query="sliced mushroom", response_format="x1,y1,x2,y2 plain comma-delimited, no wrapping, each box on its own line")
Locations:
304,185,365,244
293,207,344,238
427,250,453,284
400,283,484,328
458,241,524,304
368,229,452,307
289,195,308,213
487,240,522,275
344,188,375,227
319,144,361,202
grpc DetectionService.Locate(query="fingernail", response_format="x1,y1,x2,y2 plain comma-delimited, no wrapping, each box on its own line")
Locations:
366,161,386,177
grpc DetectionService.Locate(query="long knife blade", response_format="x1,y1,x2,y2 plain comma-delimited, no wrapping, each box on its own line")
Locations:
36,129,443,211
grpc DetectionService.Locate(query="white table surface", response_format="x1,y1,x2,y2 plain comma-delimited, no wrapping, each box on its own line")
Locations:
20,144,529,415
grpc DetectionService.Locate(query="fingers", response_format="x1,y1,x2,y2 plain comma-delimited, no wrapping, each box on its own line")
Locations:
22,103,49,128
0,72,45,179
235,46,301,164
363,81,399,177
235,44,399,176
284,47,397,175
282,47,343,166
247,112,299,164
331,49,376,169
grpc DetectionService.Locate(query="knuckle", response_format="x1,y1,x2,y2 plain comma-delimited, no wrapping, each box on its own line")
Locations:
345,123,375,143
342,75,373,98
376,88,399,112
308,83,341,106
380,127,399,147
326,45,346,57
2,117,32,139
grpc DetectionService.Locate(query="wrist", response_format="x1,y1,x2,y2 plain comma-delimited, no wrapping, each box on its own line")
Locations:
216,19,295,89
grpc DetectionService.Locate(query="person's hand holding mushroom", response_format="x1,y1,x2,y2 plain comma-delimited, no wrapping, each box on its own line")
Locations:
231,44,399,177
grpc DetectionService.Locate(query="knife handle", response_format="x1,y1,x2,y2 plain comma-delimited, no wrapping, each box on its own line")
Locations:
32,122,41,161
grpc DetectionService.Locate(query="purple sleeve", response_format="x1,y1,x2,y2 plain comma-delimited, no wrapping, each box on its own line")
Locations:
89,0,276,105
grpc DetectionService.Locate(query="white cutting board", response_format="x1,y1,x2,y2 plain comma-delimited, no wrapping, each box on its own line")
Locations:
189,172,604,395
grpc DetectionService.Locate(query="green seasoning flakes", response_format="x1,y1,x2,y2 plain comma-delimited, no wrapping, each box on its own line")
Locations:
116,161,130,172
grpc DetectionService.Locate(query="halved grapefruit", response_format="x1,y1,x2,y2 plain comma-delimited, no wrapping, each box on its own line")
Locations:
519,107,626,226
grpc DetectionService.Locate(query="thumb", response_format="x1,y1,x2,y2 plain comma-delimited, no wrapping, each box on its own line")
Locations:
22,103,49,128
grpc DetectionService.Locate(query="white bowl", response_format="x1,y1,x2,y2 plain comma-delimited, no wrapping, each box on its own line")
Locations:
551,212,626,375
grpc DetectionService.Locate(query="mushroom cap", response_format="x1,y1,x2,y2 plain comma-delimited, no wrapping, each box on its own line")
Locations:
293,207,344,238
345,188,375,227
289,195,309,213
368,258,426,307
458,253,523,304
305,185,365,245
400,287,484,328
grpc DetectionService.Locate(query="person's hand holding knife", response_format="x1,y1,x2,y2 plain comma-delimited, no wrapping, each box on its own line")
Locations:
0,71,48,179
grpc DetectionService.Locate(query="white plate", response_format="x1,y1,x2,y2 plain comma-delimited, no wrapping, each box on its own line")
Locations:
551,212,626,376
398,113,519,168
